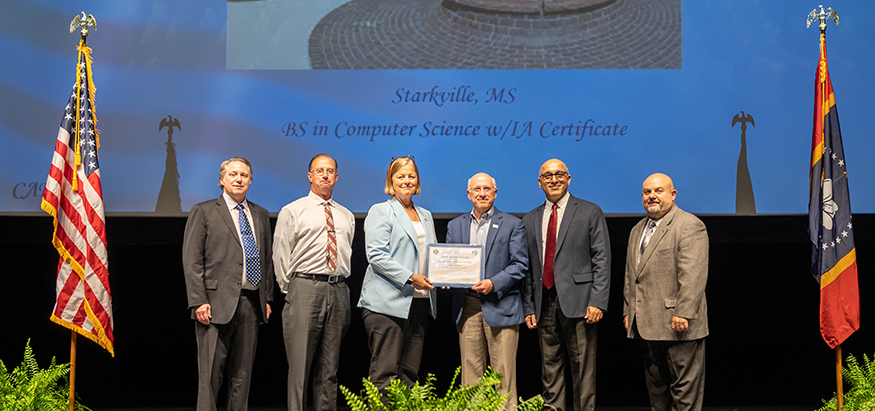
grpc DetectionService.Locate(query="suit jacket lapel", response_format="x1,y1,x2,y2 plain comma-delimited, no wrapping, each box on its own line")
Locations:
389,197,417,245
637,206,680,273
459,213,472,245
216,196,242,247
533,204,545,264
630,218,646,275
484,211,502,260
555,196,577,255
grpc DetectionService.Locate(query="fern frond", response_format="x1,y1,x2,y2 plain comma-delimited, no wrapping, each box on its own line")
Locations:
339,367,542,411
340,384,368,411
819,352,875,411
22,339,39,379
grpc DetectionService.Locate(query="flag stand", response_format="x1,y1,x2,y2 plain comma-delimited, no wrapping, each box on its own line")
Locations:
69,331,78,411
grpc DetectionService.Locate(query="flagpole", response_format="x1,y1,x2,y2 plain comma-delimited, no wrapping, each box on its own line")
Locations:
836,344,843,409
69,331,78,411
65,12,98,411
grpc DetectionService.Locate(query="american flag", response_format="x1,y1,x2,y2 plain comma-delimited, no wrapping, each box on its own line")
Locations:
41,40,114,356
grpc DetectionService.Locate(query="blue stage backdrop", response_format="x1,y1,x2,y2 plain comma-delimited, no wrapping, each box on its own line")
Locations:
2,0,873,215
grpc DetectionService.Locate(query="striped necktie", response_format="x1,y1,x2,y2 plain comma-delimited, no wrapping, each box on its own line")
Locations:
324,202,337,272
638,219,657,264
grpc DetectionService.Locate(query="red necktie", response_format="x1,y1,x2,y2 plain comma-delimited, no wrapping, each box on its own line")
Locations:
543,203,558,289
324,202,337,272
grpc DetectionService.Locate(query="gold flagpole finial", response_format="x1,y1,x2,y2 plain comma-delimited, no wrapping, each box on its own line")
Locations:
807,5,838,35
70,12,97,40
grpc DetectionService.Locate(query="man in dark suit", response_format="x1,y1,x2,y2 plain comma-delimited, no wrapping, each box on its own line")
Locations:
623,173,708,411
446,172,528,408
521,158,611,411
183,157,274,411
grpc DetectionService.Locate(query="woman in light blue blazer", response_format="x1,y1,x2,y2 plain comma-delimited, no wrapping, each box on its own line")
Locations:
357,156,437,391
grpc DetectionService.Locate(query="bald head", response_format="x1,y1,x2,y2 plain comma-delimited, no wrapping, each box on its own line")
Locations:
539,159,568,176
538,159,571,203
468,172,497,190
641,173,677,219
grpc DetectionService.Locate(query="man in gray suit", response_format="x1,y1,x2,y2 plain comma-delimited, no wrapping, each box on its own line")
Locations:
623,173,708,411
521,159,611,411
183,157,274,411
446,172,528,408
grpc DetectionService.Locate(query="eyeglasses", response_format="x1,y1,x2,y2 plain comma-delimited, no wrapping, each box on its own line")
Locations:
539,171,569,181
310,168,336,176
391,155,415,164
468,187,495,194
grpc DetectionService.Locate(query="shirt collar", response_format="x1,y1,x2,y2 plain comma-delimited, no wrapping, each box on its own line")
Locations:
223,192,247,211
546,192,571,210
308,190,333,205
470,206,495,222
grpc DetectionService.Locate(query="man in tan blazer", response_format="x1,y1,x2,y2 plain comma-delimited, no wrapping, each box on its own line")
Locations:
623,173,708,411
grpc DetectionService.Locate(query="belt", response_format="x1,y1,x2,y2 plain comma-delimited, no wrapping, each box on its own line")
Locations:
240,289,260,297
294,272,345,284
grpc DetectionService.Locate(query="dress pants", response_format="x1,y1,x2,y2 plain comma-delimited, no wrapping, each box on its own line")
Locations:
195,292,260,411
538,288,598,411
361,298,430,391
638,337,706,411
457,293,519,408
282,275,351,411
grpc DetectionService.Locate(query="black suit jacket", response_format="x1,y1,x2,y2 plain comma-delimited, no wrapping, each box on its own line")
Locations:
182,195,274,324
521,194,611,320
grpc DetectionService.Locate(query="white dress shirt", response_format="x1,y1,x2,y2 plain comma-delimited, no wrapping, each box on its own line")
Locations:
411,221,429,298
540,192,570,266
273,191,355,293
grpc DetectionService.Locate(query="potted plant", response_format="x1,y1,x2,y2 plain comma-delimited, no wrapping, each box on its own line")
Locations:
341,367,544,411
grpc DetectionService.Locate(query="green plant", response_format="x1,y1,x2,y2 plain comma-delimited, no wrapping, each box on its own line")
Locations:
341,367,544,411
818,352,875,411
0,339,90,411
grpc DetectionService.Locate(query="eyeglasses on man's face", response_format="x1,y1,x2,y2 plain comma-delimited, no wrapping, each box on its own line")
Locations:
539,171,569,181
310,168,336,176
468,187,495,194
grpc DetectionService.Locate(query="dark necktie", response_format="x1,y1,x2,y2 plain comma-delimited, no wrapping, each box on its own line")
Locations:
543,203,558,289
235,204,261,286
638,219,657,264
324,202,337,272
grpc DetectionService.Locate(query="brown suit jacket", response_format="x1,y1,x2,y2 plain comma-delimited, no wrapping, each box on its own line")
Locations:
623,205,708,341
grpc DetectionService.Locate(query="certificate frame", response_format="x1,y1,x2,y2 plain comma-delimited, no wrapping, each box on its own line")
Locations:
424,243,485,287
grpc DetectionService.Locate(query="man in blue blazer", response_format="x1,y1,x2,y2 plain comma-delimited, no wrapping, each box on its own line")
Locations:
521,159,611,411
446,173,528,408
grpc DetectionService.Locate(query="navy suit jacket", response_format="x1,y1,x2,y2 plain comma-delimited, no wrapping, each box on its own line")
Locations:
447,209,528,327
522,194,611,320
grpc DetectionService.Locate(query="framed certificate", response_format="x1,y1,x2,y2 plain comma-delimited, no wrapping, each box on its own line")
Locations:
424,243,485,287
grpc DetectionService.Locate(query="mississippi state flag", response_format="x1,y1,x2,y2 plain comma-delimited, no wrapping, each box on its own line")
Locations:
808,33,859,349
